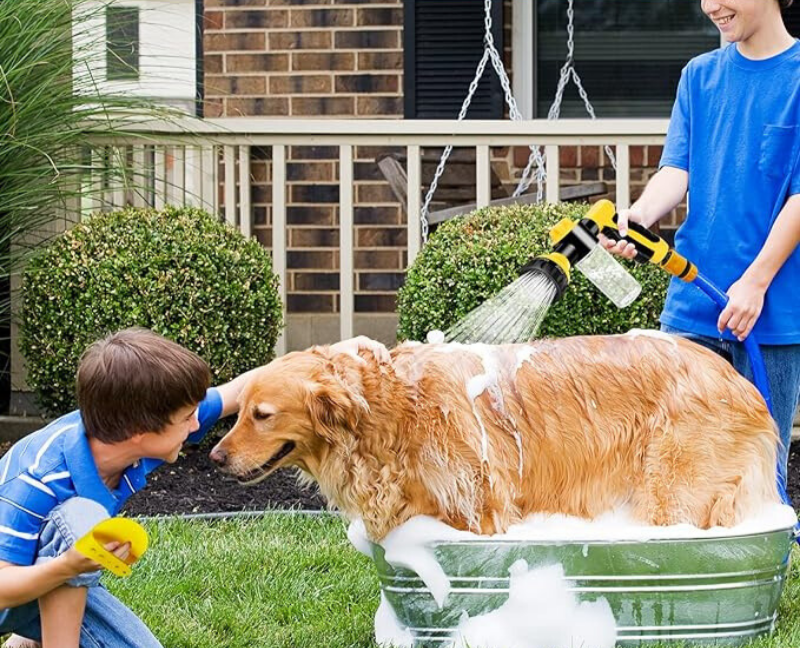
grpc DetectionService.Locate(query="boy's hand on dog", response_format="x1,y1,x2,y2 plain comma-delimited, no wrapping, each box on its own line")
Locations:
61,541,132,576
351,335,391,364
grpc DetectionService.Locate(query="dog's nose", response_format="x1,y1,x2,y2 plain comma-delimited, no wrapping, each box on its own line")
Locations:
209,446,228,467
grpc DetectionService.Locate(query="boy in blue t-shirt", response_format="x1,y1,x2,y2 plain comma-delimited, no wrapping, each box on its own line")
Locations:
0,328,387,648
604,0,800,475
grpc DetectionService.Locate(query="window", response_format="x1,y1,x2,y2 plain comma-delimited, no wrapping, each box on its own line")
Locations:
535,1,719,117
106,6,140,81
786,3,800,37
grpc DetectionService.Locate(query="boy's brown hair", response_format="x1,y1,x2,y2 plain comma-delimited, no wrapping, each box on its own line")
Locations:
77,328,211,443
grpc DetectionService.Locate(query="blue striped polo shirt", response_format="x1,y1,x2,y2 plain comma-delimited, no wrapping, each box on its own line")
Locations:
0,388,222,565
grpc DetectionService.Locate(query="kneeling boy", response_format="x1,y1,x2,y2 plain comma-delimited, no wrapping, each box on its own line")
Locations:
0,328,386,647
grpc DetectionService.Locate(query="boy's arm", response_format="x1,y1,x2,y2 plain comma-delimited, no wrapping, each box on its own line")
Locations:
0,549,101,609
718,194,800,340
215,336,391,417
602,166,689,259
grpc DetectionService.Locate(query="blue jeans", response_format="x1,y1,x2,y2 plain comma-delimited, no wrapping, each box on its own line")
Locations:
661,325,800,484
0,498,162,647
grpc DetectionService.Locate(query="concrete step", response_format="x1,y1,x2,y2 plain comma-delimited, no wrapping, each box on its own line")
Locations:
0,415,51,443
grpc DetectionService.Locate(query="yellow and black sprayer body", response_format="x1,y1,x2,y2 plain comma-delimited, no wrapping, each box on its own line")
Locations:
583,199,698,282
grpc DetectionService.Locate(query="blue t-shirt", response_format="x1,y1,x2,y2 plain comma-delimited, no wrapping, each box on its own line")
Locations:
660,41,800,344
0,388,223,565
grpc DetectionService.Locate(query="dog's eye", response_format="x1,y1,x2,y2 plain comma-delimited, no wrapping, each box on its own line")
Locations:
252,407,274,421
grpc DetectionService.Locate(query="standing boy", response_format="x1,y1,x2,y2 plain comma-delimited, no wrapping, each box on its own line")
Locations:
0,328,387,647
604,0,800,476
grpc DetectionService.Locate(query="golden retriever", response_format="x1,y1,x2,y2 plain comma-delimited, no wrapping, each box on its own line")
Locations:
210,334,779,541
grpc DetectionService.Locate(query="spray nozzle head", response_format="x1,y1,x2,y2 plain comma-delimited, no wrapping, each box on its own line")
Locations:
518,254,570,302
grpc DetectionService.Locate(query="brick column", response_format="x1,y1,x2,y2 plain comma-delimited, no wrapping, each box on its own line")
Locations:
204,0,404,320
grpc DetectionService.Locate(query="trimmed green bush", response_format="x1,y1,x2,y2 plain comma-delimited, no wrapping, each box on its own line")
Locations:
397,203,669,342
20,206,283,415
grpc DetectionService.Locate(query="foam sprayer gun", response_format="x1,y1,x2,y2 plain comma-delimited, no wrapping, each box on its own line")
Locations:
582,199,699,282
517,200,644,309
519,198,703,312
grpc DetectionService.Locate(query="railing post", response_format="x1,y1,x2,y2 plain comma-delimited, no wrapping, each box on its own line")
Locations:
406,144,421,265
131,146,148,208
154,147,166,210
89,148,103,217
201,146,216,214
272,144,287,357
185,146,202,208
339,145,354,342
238,145,252,239
169,146,186,207
476,145,490,209
546,145,560,204
224,145,237,226
110,147,126,210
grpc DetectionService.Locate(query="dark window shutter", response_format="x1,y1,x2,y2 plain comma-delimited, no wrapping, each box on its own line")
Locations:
404,0,504,119
786,4,800,37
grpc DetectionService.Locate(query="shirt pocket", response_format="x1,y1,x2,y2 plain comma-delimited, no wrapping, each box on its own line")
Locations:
758,124,800,180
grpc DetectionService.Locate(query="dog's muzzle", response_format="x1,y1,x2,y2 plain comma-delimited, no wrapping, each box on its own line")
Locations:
229,441,297,484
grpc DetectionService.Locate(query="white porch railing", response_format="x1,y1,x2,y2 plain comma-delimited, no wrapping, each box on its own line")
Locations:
87,118,669,355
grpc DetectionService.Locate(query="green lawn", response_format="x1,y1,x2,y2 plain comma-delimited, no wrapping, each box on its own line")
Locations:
105,513,800,648
110,513,380,647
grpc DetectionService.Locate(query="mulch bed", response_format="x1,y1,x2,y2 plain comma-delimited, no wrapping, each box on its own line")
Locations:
788,444,800,506
2,440,800,517
123,442,327,516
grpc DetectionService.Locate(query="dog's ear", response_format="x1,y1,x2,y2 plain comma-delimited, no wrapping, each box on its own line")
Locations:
305,363,368,442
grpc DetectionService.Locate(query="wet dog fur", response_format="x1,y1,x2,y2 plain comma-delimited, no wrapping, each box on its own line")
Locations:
211,334,779,541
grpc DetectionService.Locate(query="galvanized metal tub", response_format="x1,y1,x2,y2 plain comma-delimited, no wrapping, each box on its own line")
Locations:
372,528,794,646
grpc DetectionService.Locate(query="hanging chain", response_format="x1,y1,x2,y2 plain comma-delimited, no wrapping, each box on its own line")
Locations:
419,0,498,242
514,0,616,198
419,0,615,243
419,48,491,243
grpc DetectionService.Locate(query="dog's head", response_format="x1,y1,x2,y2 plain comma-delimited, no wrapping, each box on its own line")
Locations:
210,350,369,484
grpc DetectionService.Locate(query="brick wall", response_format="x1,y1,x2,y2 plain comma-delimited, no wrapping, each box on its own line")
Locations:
202,0,673,325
